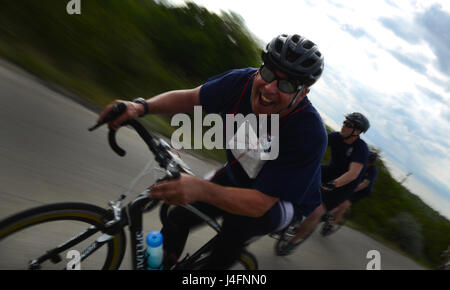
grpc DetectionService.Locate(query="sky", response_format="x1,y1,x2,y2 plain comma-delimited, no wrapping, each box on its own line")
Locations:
170,0,450,219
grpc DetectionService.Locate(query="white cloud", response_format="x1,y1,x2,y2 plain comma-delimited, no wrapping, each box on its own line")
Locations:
170,0,450,218
384,157,450,218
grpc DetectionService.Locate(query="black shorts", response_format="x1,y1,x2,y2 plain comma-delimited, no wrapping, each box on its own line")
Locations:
349,190,371,204
321,165,356,211
321,187,354,211
161,167,288,269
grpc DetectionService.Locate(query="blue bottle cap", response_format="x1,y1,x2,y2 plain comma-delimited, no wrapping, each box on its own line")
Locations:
146,231,163,247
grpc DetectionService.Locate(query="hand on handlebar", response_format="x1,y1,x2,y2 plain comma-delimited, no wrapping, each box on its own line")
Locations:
149,173,204,206
97,100,143,131
321,181,336,192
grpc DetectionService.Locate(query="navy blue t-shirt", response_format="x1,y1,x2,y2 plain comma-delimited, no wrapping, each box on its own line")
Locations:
326,131,369,189
199,68,327,214
350,165,378,202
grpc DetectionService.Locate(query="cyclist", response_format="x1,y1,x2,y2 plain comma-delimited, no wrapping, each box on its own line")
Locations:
439,246,450,269
322,150,379,233
98,34,327,269
278,112,370,255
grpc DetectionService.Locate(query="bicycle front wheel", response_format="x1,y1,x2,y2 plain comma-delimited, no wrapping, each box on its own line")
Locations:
320,210,350,237
275,222,313,256
0,203,126,270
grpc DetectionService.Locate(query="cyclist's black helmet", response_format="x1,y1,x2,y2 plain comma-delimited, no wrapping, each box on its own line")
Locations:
345,112,370,133
368,151,378,163
262,34,324,87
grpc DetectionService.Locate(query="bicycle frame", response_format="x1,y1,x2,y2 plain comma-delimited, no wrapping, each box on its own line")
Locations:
26,190,223,270
88,107,239,269
1,107,257,270
126,193,224,270
29,225,102,269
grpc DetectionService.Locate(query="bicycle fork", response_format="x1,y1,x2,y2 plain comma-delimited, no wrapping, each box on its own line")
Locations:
29,225,112,270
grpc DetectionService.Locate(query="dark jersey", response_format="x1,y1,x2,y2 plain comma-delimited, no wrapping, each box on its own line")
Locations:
350,165,378,203
325,131,369,190
199,68,327,215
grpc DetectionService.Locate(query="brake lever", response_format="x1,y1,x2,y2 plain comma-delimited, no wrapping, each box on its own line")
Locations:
156,169,180,184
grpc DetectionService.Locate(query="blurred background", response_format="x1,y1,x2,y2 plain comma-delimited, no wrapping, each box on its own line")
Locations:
0,0,448,269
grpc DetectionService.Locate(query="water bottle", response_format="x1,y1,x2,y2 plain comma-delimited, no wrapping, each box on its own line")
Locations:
145,231,163,270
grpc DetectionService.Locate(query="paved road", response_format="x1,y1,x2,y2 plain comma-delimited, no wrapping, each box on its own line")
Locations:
0,61,424,270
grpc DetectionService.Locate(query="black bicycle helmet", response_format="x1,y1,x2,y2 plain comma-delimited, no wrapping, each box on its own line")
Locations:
345,112,370,133
368,151,378,163
262,34,324,87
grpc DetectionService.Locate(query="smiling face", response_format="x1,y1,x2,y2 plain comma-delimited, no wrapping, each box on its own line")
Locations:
250,69,306,117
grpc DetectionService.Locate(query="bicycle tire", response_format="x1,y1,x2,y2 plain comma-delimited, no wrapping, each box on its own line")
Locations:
275,231,312,256
0,202,126,270
274,220,313,256
320,219,344,236
237,249,259,270
320,209,350,237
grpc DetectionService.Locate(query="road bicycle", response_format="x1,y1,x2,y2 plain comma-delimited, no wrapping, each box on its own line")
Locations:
273,206,350,256
272,215,311,256
0,103,258,270
319,208,351,237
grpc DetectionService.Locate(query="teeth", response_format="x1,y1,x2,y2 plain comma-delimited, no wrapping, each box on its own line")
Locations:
261,94,272,103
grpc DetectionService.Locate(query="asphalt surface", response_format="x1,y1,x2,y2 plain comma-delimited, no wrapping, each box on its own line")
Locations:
0,61,425,270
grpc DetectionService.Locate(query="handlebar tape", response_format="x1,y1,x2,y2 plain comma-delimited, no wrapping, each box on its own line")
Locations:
108,118,160,158
88,102,127,132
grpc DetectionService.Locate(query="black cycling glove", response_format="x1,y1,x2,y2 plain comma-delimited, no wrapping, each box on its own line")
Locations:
321,181,336,192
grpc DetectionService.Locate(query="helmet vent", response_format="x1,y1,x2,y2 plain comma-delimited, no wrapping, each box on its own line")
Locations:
287,49,302,63
303,40,315,49
292,35,300,43
300,58,315,68
275,39,284,53
315,51,321,57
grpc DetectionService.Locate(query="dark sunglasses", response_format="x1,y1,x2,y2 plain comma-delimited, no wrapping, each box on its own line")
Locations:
259,65,300,94
343,121,355,128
